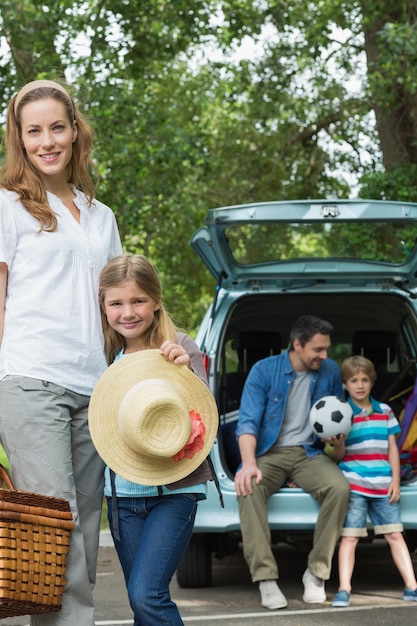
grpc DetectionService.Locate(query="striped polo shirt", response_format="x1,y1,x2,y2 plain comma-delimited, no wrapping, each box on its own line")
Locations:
339,396,401,497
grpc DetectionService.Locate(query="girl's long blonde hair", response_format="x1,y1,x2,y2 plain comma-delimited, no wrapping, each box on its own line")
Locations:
0,80,96,232
99,255,177,364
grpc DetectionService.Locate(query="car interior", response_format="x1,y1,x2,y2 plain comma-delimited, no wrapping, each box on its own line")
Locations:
215,292,417,479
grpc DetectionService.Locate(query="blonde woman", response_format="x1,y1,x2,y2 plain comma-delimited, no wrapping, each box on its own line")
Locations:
0,79,122,625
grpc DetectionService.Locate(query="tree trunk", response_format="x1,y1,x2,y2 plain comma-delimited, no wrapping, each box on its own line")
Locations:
363,10,417,170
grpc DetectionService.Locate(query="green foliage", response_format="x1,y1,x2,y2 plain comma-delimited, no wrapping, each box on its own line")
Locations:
1,1,417,331
225,220,416,266
0,446,9,471
365,9,417,106
359,164,417,201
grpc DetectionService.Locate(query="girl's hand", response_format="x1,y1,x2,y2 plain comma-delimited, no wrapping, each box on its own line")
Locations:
160,340,191,366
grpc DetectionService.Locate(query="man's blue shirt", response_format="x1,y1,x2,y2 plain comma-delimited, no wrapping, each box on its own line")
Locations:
236,349,343,459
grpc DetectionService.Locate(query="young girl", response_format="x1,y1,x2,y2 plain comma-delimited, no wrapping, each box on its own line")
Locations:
332,355,417,607
96,254,217,626
0,79,122,625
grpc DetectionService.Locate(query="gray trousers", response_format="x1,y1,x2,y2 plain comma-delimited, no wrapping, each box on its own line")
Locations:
238,446,350,582
0,377,104,626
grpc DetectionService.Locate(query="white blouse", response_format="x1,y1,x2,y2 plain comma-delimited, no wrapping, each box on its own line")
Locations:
0,187,122,395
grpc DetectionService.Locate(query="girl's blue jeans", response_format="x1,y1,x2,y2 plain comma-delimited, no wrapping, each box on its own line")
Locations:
107,494,198,626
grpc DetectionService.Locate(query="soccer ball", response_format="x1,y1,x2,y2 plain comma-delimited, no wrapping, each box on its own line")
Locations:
309,395,353,440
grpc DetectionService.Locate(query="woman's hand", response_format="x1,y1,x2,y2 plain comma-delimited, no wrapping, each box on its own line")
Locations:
160,340,191,366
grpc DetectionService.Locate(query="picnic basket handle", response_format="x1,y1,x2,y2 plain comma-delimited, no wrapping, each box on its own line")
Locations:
0,463,14,491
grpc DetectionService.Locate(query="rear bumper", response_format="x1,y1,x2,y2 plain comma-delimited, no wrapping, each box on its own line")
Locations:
194,445,417,533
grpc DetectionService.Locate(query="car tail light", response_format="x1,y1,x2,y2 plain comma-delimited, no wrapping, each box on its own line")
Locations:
202,353,210,375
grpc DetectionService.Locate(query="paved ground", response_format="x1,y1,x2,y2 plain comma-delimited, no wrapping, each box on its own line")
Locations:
95,532,417,625
1,532,417,625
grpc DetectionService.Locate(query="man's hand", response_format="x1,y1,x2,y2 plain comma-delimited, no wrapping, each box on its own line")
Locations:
235,462,262,496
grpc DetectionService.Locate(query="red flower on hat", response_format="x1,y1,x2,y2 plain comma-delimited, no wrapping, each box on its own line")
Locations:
174,410,206,462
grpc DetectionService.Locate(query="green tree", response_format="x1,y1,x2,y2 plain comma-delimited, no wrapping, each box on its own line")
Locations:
1,1,417,330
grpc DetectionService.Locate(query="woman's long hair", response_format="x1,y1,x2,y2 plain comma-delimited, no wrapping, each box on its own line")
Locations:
0,81,96,232
99,255,177,364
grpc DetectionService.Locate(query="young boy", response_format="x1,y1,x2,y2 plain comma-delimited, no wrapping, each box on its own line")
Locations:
332,355,417,607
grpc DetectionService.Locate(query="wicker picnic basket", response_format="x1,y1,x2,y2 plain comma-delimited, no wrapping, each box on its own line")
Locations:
0,464,74,618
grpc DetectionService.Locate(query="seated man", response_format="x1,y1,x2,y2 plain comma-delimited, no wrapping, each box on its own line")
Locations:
235,314,349,609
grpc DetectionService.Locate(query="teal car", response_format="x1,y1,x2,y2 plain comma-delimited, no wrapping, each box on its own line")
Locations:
177,199,417,588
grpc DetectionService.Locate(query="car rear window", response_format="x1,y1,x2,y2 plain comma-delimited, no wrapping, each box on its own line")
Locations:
224,221,417,266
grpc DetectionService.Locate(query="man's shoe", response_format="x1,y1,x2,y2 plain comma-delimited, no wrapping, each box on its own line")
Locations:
259,580,288,609
403,587,417,602
302,568,326,603
332,590,350,607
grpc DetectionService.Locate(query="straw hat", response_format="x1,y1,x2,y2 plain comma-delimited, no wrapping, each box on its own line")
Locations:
88,350,219,485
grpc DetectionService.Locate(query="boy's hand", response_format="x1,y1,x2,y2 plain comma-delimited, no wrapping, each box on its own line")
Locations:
387,479,400,503
324,433,346,462
325,433,347,446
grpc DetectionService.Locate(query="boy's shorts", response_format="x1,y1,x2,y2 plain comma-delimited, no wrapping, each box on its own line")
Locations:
341,491,404,537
